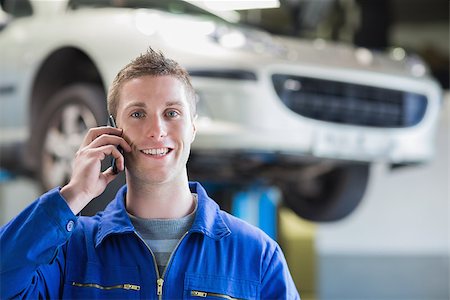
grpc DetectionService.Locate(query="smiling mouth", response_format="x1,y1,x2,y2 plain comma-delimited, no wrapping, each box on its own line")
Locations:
140,148,173,156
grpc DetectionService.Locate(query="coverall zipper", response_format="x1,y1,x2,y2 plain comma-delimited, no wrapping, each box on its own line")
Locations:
191,290,241,300
71,282,140,291
134,230,189,299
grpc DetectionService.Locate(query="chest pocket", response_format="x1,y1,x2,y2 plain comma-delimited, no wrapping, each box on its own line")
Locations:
63,260,141,299
184,273,259,300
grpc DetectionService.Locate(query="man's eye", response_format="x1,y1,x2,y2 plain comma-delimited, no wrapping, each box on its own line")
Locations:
166,110,180,118
131,111,144,118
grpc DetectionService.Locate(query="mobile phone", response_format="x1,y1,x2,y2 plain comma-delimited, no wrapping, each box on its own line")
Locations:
107,115,124,174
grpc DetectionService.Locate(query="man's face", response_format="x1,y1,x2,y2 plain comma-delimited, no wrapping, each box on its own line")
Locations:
116,75,196,185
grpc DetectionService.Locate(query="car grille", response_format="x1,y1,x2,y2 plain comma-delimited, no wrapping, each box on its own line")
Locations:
272,74,428,128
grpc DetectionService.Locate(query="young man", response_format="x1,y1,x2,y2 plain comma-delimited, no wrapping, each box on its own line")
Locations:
0,49,300,299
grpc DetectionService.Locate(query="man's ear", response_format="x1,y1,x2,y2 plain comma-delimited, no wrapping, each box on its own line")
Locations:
191,115,197,143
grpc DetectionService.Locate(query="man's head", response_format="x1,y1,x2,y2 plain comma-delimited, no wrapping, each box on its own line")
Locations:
108,49,197,186
107,48,197,120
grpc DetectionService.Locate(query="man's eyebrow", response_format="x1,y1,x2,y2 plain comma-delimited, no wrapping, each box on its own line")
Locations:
165,100,185,108
123,100,186,110
124,101,147,110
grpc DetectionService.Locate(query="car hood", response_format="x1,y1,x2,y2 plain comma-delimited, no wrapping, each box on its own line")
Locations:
272,35,431,79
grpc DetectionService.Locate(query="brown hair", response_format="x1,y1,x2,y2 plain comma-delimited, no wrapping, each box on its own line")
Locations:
107,47,197,119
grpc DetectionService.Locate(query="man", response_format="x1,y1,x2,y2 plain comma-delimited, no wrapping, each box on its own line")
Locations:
0,48,300,299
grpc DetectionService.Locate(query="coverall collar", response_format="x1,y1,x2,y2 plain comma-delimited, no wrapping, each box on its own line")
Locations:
95,181,231,247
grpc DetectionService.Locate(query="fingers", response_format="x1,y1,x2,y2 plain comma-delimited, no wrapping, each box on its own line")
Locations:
92,144,126,171
81,126,126,148
62,126,129,214
81,126,132,152
103,167,121,185
89,134,132,153
109,146,125,172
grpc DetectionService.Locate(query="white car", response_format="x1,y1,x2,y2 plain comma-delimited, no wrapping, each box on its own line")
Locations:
0,0,442,221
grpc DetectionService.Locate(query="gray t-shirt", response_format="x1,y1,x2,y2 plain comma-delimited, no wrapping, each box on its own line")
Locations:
128,194,197,276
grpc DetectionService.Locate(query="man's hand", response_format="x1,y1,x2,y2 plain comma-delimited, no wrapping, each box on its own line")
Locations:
60,126,132,215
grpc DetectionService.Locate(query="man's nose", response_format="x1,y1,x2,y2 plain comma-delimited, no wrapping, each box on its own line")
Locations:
146,116,167,139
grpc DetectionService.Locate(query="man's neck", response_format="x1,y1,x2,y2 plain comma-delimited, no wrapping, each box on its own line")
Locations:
124,173,195,219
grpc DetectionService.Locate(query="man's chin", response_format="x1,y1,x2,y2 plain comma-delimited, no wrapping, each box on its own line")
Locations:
126,168,176,185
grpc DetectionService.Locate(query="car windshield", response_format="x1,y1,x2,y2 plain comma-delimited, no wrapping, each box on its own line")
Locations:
68,0,232,23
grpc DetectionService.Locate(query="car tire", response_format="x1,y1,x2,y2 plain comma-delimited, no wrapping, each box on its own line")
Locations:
279,163,370,222
34,83,125,214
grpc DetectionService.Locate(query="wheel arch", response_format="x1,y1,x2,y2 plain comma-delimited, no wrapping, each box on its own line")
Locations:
26,47,106,171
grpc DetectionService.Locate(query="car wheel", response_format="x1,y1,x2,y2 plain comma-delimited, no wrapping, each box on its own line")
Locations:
35,84,108,191
278,163,370,222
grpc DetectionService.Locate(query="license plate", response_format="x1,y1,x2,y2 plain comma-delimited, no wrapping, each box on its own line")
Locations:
313,129,391,159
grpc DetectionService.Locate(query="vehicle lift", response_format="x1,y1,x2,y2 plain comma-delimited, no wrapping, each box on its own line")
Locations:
203,181,280,240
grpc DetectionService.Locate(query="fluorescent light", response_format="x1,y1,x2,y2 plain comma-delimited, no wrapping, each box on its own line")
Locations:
196,0,280,11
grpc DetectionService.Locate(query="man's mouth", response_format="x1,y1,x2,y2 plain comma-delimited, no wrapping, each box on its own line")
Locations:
140,148,172,156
